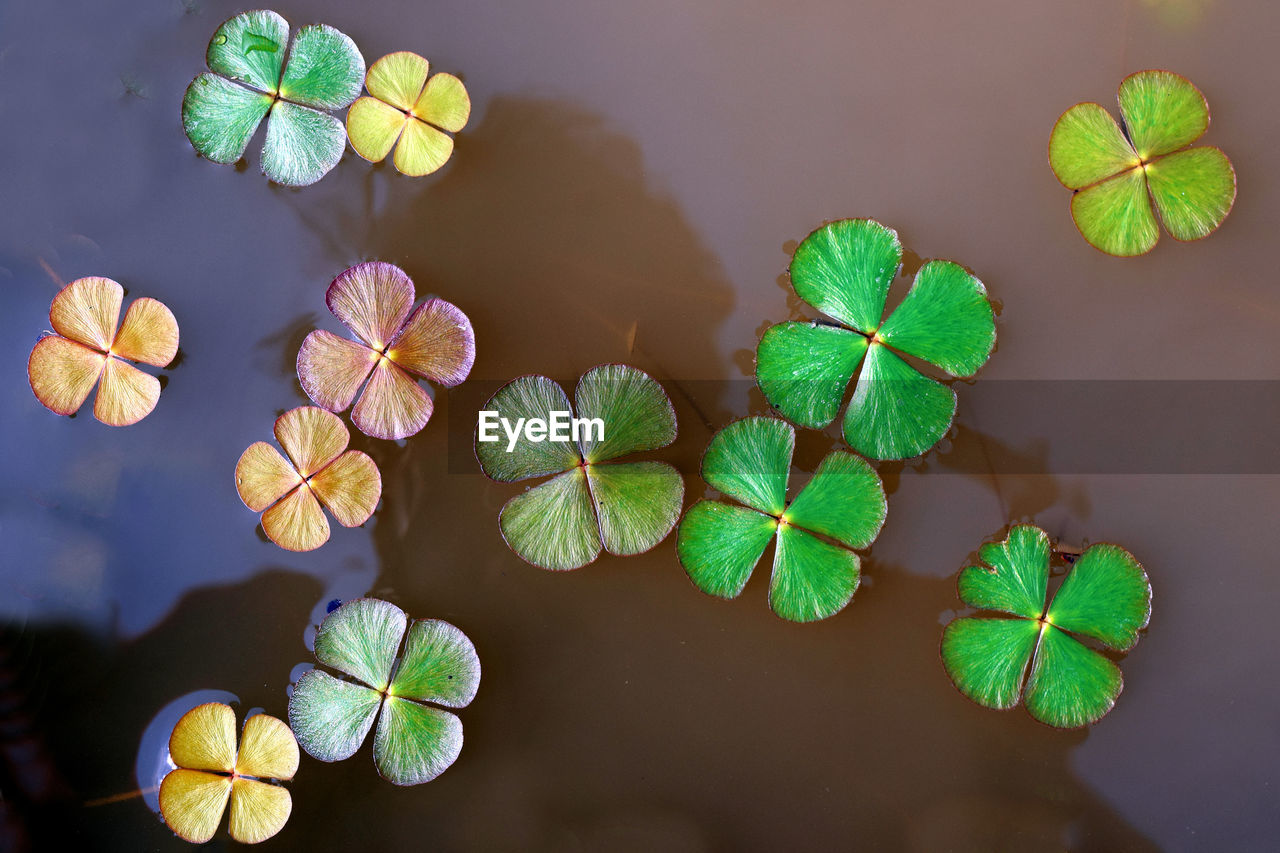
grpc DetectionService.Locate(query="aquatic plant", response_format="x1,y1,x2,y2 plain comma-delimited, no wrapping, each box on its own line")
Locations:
1049,70,1236,256
235,406,381,552
27,277,178,426
288,599,481,786
346,51,470,176
755,219,996,460
676,417,886,622
182,10,365,186
941,525,1152,728
158,703,299,844
297,261,475,440
474,364,683,571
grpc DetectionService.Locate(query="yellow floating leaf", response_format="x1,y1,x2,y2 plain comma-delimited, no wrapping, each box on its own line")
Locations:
393,117,454,177
346,96,407,163
93,357,160,427
49,276,122,352
228,777,292,844
169,702,237,773
413,72,469,133
27,336,106,416
365,51,429,111
236,713,299,780
112,297,179,367
159,768,232,844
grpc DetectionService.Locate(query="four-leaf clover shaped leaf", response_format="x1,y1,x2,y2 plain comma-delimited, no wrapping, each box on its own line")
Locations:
474,364,684,571
347,51,471,176
288,599,481,786
676,417,886,623
182,10,365,186
159,702,299,845
941,525,1152,728
27,276,179,426
755,219,996,461
235,406,382,552
297,261,476,440
1049,70,1236,256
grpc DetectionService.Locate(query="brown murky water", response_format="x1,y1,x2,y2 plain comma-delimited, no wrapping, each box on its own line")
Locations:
2,0,1278,849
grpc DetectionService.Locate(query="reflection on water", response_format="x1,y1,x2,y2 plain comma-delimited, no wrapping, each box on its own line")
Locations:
2,0,1278,848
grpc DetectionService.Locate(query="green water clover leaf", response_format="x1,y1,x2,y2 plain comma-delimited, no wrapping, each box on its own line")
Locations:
676,417,886,623
755,219,996,461
182,10,365,186
288,599,480,786
1049,70,1236,256
474,364,683,571
941,525,1152,728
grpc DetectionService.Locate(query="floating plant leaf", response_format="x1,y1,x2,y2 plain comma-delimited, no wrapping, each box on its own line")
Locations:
182,11,365,186
297,262,475,440
287,599,480,786
234,407,381,551
474,365,683,571
1049,70,1236,256
675,417,886,623
27,277,178,426
755,219,995,460
158,703,298,845
346,51,471,176
940,525,1152,728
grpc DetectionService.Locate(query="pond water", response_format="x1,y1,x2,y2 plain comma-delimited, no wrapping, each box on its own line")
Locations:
2,0,1278,849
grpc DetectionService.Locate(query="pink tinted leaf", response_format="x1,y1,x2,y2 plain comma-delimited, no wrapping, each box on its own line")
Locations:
386,298,475,386
326,262,415,350
297,330,377,412
351,360,433,440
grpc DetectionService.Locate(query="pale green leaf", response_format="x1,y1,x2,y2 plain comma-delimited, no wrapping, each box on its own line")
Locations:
314,598,407,691
574,364,676,463
181,74,272,164
498,468,601,571
278,23,365,110
475,375,580,482
1117,69,1209,160
1146,146,1236,242
1048,102,1140,189
389,619,481,708
287,669,382,762
586,461,683,556
206,10,288,94
260,100,347,186
372,697,463,786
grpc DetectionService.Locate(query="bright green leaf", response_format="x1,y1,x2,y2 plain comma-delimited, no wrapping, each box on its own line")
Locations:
941,617,1041,710
498,468,601,571
475,375,580,483
755,322,867,429
1146,146,1236,242
789,219,901,334
769,523,860,623
1117,69,1208,160
1024,625,1123,728
574,364,676,463
373,697,463,786
206,10,288,94
287,669,383,762
1047,543,1151,651
1069,167,1159,257
277,24,364,110
1048,102,1140,189
389,619,482,708
586,461,684,556
877,260,996,377
314,598,407,691
783,451,886,550
701,416,792,516
676,501,777,599
957,524,1051,619
842,343,956,461
181,74,272,164
260,99,347,186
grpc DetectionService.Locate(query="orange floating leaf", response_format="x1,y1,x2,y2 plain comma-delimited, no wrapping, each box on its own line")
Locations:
235,406,382,552
93,357,161,427
310,450,381,527
28,277,178,425
27,336,106,416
